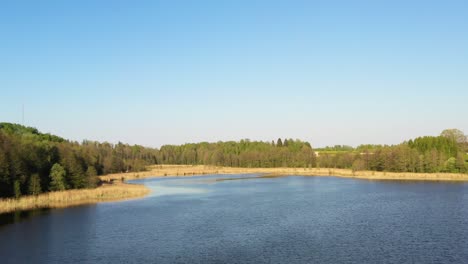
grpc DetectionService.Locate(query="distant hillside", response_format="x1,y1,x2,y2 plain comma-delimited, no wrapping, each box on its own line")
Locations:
0,122,65,142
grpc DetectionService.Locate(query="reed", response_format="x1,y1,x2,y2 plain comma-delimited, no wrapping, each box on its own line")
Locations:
0,183,150,214
101,165,468,182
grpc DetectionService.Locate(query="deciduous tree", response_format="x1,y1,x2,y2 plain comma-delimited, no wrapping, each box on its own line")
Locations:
49,163,66,191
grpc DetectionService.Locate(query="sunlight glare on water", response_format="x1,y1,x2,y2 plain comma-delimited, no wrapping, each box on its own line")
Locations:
147,183,208,197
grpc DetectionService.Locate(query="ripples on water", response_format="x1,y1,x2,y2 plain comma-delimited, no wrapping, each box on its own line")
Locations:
1,174,468,263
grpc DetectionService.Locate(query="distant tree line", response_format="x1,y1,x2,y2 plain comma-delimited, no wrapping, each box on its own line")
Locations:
158,138,316,168
0,123,158,198
315,145,354,152
158,129,467,174
1,123,467,199
317,129,467,173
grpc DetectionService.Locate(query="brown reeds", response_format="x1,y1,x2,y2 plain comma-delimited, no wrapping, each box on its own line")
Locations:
101,165,468,182
0,183,150,214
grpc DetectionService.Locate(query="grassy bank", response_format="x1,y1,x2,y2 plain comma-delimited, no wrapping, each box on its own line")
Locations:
101,165,468,182
0,183,151,214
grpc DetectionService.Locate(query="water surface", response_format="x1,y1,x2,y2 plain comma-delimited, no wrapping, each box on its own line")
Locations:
1,174,468,263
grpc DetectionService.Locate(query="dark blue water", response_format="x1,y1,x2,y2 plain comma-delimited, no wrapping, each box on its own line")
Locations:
1,174,468,263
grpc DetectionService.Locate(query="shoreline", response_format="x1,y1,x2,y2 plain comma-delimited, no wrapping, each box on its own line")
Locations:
0,183,151,215
3,165,467,215
101,165,468,182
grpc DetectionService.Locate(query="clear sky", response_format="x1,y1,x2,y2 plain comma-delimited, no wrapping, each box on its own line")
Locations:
1,0,467,148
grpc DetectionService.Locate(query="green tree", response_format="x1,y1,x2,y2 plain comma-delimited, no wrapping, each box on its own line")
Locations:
0,148,10,196
14,180,21,198
444,157,457,173
456,152,466,173
276,138,283,147
49,163,66,191
28,173,42,195
441,129,466,144
352,159,366,172
85,166,99,188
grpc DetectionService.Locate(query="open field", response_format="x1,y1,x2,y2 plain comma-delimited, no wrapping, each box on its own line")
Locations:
101,165,468,182
0,183,150,214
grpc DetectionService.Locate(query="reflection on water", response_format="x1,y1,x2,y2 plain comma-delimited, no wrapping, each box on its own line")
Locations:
0,208,50,227
0,205,98,263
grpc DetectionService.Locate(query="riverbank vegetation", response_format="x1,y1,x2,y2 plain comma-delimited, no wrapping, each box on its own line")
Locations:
315,130,467,174
0,123,158,198
1,122,467,200
0,182,150,214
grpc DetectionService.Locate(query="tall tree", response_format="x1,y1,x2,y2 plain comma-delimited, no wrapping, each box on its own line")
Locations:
276,138,283,147
85,166,99,188
49,163,66,191
14,180,21,198
28,173,42,195
456,152,466,173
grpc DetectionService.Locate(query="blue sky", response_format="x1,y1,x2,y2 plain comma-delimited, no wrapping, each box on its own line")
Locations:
1,0,467,148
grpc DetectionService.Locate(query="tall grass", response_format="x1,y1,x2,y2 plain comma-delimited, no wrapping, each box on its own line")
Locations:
0,183,150,214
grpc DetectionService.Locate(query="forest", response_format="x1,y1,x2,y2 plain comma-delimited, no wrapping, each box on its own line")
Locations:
0,122,467,198
158,138,315,168
0,123,158,198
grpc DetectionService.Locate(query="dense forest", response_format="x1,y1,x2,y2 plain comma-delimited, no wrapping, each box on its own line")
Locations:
159,138,316,168
1,123,467,198
0,123,158,198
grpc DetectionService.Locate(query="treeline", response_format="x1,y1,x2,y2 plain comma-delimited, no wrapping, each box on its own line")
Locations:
318,130,467,173
315,145,354,152
0,123,158,198
159,138,316,168
158,129,467,174
1,123,467,199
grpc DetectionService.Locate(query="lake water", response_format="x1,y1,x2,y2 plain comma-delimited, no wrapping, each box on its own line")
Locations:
1,174,468,263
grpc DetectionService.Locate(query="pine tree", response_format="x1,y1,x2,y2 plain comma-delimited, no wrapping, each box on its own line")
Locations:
276,138,283,147
28,173,42,195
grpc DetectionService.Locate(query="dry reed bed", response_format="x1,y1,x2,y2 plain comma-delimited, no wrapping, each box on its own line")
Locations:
0,183,151,214
101,165,468,182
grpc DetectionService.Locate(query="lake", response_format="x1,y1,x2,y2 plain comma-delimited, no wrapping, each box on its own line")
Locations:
1,174,468,263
